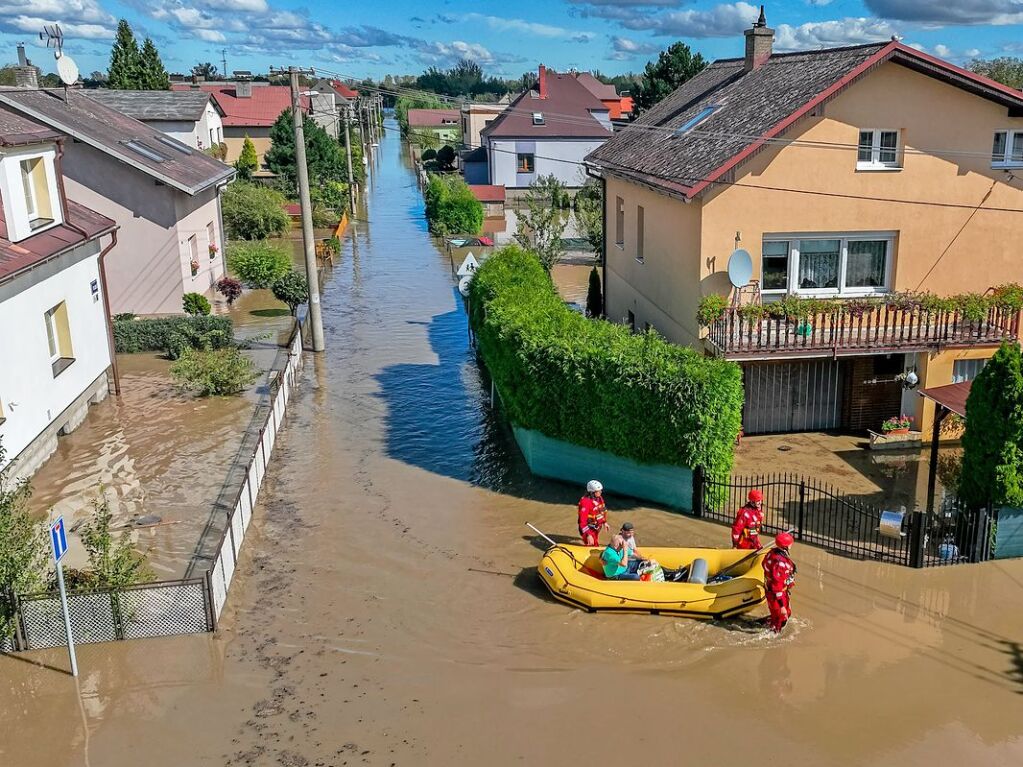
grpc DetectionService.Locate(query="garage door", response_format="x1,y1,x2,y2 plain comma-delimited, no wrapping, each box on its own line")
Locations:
743,359,846,434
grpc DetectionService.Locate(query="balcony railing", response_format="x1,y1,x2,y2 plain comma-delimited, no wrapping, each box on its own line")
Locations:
706,303,1020,359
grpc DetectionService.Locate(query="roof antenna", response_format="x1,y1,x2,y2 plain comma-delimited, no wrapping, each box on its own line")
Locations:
40,23,79,101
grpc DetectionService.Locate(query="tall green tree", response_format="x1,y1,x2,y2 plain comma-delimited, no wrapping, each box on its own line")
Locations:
0,443,49,639
192,62,219,79
234,135,259,180
968,57,1023,89
635,42,707,111
575,179,604,263
107,19,144,90
265,109,347,195
139,37,170,90
960,343,1023,508
514,175,569,272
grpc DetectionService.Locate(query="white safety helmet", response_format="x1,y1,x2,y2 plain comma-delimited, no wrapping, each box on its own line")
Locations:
586,480,603,494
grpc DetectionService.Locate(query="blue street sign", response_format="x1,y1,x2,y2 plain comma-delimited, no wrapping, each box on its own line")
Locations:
50,517,68,563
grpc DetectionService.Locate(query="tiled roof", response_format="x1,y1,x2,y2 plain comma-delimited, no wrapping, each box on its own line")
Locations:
329,80,359,99
83,89,219,121
0,198,116,284
408,108,460,127
469,184,505,202
0,88,235,195
587,41,1023,198
484,70,611,139
0,109,61,146
171,83,308,127
574,72,619,101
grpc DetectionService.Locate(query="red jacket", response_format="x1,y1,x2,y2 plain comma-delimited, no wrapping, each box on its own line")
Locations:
763,549,796,594
578,496,606,531
731,504,763,547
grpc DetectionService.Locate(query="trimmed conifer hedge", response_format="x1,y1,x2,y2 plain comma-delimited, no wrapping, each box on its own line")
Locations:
113,315,234,359
468,247,743,475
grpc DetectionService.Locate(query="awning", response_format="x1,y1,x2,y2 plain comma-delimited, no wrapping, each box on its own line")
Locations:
919,381,972,418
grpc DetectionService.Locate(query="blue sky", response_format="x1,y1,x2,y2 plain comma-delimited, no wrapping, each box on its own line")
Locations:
2,1,1022,81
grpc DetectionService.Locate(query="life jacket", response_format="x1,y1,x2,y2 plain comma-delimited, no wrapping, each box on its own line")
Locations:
732,504,763,540
579,495,606,530
763,549,796,591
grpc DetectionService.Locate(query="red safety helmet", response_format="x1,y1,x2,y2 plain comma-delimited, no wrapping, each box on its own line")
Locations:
748,489,764,503
775,532,795,549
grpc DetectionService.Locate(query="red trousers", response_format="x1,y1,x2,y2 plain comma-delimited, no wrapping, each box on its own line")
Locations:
766,590,791,633
580,527,600,546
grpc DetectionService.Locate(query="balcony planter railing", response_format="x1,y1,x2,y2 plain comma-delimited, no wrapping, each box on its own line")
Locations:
703,289,1022,358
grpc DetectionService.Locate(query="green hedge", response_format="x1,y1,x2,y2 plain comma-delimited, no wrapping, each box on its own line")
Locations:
424,175,483,236
113,315,234,359
468,247,744,475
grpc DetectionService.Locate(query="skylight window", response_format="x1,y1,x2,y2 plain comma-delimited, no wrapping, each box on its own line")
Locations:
123,140,168,163
675,105,721,136
532,112,544,125
153,134,192,155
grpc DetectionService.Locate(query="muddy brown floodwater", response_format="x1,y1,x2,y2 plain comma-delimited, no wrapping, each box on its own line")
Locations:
4,122,1023,767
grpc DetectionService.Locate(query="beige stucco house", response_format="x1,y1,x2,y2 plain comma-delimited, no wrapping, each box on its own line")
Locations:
0,88,235,315
586,13,1023,439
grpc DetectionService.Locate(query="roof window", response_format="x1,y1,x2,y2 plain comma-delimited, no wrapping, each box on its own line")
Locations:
532,112,545,125
153,134,192,155
123,140,168,163
675,105,721,136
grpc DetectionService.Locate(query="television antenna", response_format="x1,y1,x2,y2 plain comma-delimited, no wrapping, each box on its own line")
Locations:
40,24,80,87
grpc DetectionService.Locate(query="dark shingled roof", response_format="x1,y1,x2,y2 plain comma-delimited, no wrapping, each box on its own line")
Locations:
484,70,612,139
0,88,235,195
83,89,220,122
588,41,1023,198
0,199,116,284
0,108,61,146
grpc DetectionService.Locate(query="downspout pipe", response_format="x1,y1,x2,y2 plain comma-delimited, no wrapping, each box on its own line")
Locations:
54,138,121,394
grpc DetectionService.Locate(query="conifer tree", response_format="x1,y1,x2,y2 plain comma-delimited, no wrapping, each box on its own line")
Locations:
235,136,259,179
139,37,170,90
107,19,143,90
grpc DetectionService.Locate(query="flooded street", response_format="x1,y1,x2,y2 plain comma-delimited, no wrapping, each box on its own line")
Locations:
3,122,1023,766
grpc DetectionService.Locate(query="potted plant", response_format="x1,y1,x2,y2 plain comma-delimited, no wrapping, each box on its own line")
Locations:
208,242,219,261
190,258,200,277
881,414,913,435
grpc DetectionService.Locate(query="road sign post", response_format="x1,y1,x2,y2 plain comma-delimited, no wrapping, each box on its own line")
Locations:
50,517,78,677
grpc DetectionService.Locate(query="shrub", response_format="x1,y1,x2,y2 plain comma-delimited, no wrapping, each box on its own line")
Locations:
112,315,233,359
696,294,728,326
234,135,258,180
77,497,153,590
227,240,292,288
0,442,49,638
586,267,603,318
170,347,258,396
421,148,437,161
182,292,211,316
468,246,743,475
216,276,243,305
514,175,568,271
436,144,456,168
423,175,483,236
272,269,309,315
221,182,290,240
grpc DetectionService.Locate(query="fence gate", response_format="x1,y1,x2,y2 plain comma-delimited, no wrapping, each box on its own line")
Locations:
742,359,845,434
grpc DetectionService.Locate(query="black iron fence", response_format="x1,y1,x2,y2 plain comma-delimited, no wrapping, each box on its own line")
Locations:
692,469,996,568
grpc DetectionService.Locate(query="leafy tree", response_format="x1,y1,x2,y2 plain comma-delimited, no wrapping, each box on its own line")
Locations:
960,343,1023,508
216,276,243,305
227,240,293,288
79,497,153,589
395,93,444,134
139,38,170,90
514,175,569,272
192,62,219,79
968,57,1023,89
182,292,211,316
575,179,604,263
0,64,16,86
421,148,437,161
107,19,144,90
221,182,290,240
423,175,483,235
518,70,538,92
0,443,49,638
170,347,257,396
586,267,603,318
635,42,707,111
234,136,259,180
265,108,346,196
436,144,456,169
272,269,309,315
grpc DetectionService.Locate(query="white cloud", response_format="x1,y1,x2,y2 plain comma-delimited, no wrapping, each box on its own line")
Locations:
773,17,899,51
607,35,659,59
865,1,1023,25
0,0,116,39
199,0,268,11
906,42,984,61
194,28,226,42
623,2,761,38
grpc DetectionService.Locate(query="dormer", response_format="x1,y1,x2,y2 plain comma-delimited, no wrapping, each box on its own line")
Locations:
0,125,63,242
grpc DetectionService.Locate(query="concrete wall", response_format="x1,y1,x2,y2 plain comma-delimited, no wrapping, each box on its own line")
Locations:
224,127,271,168
462,107,504,149
61,142,224,315
489,138,601,189
0,238,111,480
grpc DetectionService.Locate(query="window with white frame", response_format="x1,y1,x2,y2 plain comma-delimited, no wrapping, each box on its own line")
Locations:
857,129,900,169
19,156,55,228
761,235,894,296
992,131,1023,167
952,358,987,383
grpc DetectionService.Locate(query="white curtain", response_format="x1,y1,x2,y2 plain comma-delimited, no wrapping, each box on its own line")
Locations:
846,240,886,288
798,239,840,289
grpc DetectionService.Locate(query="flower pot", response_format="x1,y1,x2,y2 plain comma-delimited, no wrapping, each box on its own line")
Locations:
884,427,910,435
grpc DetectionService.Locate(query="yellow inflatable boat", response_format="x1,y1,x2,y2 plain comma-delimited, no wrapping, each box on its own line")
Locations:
537,544,768,619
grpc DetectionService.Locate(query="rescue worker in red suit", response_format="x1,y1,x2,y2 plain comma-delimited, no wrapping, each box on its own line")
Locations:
731,489,764,549
578,480,609,546
763,532,797,633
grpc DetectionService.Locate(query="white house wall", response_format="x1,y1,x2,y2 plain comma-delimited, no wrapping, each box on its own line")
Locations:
0,240,110,472
488,138,603,189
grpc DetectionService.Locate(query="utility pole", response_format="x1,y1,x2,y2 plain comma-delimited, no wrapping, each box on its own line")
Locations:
221,48,228,78
357,98,369,161
343,103,357,211
272,65,325,352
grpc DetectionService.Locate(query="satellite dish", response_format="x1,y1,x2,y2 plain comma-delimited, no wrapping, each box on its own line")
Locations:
458,274,473,297
56,53,79,86
727,248,753,288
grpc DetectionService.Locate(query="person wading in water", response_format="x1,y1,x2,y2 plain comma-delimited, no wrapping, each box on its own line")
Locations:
578,480,608,546
731,489,764,549
763,532,797,633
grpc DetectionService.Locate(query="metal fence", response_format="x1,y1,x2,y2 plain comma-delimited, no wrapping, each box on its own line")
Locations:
2,319,305,652
692,469,996,568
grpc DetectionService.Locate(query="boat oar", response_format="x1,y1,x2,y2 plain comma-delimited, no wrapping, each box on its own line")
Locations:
714,527,796,580
525,522,559,549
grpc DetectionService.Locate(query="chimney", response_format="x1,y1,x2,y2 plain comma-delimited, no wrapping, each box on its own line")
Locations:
14,43,38,89
235,72,252,98
743,5,774,72
538,64,547,99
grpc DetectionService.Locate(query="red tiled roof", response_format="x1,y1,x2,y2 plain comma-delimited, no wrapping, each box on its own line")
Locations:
408,108,460,128
171,84,309,127
469,185,505,203
0,199,116,283
329,80,359,99
919,382,973,419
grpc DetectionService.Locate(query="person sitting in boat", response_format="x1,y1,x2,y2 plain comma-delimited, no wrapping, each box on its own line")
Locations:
763,533,797,633
578,480,609,547
731,489,764,550
600,535,642,581
619,522,648,566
